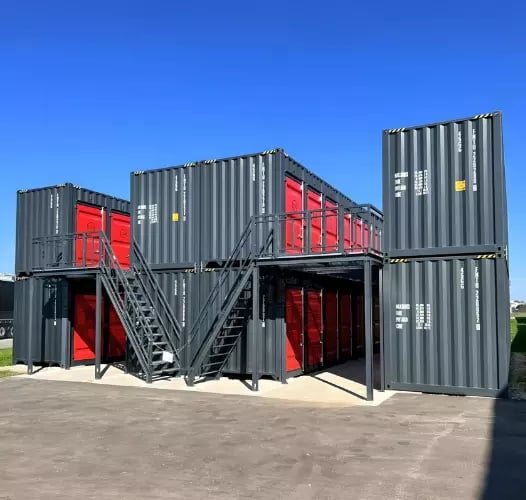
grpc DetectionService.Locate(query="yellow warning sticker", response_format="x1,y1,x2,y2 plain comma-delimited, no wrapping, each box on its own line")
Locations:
455,180,466,192
172,212,179,222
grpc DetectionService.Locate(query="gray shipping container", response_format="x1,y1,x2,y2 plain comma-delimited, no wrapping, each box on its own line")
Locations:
13,277,71,366
383,112,507,256
383,256,510,396
132,149,357,269
16,183,130,275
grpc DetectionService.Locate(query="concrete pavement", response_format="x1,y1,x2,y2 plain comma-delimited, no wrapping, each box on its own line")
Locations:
1,377,525,499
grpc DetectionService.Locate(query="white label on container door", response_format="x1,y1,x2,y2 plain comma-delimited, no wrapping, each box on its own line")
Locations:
460,266,465,290
55,193,60,234
252,161,256,182
174,279,178,296
474,263,481,331
457,130,463,152
183,173,187,221
395,303,410,330
260,162,266,214
393,172,409,199
415,303,432,330
472,128,478,192
414,170,429,196
182,277,186,328
148,204,158,224
50,194,53,208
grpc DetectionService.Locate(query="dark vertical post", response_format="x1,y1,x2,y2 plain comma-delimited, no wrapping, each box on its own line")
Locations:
27,278,34,375
379,265,385,391
95,272,102,380
305,209,311,255
337,205,344,253
364,259,373,401
251,266,260,391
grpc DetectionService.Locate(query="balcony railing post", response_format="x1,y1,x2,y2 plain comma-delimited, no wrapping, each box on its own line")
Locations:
82,233,87,267
337,206,344,254
305,209,311,254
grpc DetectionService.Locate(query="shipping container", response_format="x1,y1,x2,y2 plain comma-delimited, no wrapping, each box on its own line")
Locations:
13,277,127,366
0,278,14,315
131,149,364,269
383,112,507,256
16,183,130,274
383,256,510,396
151,267,367,379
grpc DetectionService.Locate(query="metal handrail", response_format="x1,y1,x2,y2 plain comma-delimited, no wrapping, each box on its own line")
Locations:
132,239,182,349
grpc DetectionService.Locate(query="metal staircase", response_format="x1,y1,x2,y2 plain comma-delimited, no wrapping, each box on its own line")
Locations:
184,222,272,386
98,233,182,382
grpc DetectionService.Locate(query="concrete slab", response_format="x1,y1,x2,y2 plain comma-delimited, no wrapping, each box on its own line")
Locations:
0,338,13,349
1,377,525,500
11,358,393,407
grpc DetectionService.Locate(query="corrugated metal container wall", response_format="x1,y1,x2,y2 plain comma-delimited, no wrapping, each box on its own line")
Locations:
383,112,507,256
152,269,282,377
0,280,14,315
16,183,130,274
384,256,510,396
132,149,357,269
13,277,70,366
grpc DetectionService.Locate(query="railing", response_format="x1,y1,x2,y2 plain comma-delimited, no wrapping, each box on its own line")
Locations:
131,239,182,352
253,204,383,259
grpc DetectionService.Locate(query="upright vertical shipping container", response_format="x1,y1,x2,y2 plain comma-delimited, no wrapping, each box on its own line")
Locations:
131,149,358,269
16,183,130,274
383,256,510,396
383,112,507,256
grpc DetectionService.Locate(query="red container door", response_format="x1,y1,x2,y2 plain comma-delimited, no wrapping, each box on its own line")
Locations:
307,189,322,253
325,199,338,252
343,214,352,252
110,212,131,269
354,295,365,357
306,290,322,369
285,177,303,254
324,291,338,365
76,204,103,266
72,293,98,361
285,288,303,372
339,293,351,360
107,304,126,359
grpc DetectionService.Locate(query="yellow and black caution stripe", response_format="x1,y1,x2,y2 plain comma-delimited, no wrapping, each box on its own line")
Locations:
204,268,218,272
260,148,283,155
133,170,145,175
386,127,407,134
473,112,497,120
390,258,408,264
203,159,216,164
476,254,496,259
184,268,197,273
184,162,196,167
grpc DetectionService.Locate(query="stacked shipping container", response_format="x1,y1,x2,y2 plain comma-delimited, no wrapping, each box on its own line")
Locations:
382,112,510,396
13,184,131,367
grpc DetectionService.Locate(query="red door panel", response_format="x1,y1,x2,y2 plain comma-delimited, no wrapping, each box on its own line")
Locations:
307,189,322,253
107,304,126,359
352,217,370,253
306,290,322,369
110,212,131,269
285,177,303,254
73,293,99,361
285,288,303,372
339,293,351,360
325,200,338,252
76,204,103,267
324,291,338,364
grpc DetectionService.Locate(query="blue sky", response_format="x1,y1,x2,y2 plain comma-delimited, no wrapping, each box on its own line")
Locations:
0,1,524,297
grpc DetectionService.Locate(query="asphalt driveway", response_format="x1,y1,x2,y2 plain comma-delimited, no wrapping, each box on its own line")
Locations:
1,377,525,500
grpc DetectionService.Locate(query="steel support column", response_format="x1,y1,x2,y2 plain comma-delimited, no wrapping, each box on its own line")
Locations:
379,265,385,391
251,266,260,391
95,272,102,380
27,278,34,375
364,260,374,401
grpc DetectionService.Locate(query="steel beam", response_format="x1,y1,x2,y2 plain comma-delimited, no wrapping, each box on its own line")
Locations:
27,278,34,375
95,272,102,380
364,260,374,401
379,265,385,391
251,266,260,391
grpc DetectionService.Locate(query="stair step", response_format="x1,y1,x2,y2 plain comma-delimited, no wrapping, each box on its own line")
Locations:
151,360,177,367
223,325,244,330
152,367,179,375
213,342,237,349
